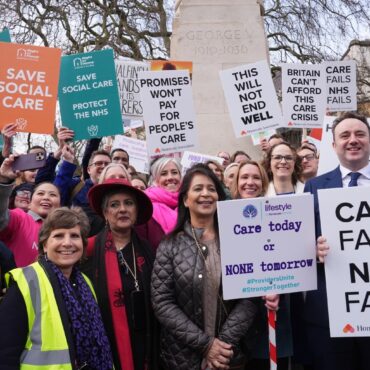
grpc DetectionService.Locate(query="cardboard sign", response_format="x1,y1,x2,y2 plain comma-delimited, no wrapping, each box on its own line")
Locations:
319,187,370,337
220,60,283,137
112,135,149,174
181,151,223,176
139,69,198,156
217,194,317,299
58,49,122,140
0,28,11,42
115,59,149,119
151,60,193,76
282,63,326,129
326,60,357,112
0,42,61,134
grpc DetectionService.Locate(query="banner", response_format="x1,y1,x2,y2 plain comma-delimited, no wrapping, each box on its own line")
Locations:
217,194,316,299
0,42,61,134
220,60,283,137
319,187,370,337
58,49,122,140
115,59,149,119
139,69,198,156
112,135,149,174
0,28,11,42
282,63,326,129
325,60,357,112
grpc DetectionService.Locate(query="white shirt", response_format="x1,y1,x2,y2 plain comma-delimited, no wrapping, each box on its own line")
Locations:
340,163,370,187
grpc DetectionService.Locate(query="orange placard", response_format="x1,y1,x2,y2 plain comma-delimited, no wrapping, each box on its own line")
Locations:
150,60,193,79
0,42,61,134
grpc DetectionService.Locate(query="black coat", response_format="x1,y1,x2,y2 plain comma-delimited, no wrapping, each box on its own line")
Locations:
151,222,257,370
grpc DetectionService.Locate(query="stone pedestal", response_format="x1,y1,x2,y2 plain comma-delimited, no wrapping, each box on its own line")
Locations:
171,0,269,159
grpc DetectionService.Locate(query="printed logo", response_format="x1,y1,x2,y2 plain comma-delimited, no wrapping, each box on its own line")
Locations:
73,56,94,69
155,148,161,154
240,130,247,136
15,118,27,130
16,48,39,61
243,204,257,218
288,121,294,126
343,324,355,334
87,124,98,136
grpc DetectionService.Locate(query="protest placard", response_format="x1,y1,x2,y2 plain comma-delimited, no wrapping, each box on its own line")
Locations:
115,59,149,119
219,60,283,137
151,60,193,76
58,49,122,140
0,28,11,42
217,194,316,300
319,186,370,337
139,69,198,156
181,151,223,176
326,60,357,112
282,63,326,129
250,129,277,146
0,42,61,134
112,135,149,174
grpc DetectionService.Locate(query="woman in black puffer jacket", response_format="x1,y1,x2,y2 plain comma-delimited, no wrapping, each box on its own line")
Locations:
151,164,257,370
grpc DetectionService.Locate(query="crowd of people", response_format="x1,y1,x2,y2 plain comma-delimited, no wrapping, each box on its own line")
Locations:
0,110,368,370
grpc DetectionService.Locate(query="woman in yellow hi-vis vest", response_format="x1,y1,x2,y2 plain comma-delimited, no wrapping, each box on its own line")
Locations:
0,207,114,370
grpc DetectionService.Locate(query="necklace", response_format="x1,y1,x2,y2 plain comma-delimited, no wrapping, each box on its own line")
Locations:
191,226,227,316
117,242,140,291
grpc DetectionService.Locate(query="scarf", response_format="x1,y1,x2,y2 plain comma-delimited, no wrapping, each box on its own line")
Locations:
47,259,113,370
90,229,158,370
145,186,178,234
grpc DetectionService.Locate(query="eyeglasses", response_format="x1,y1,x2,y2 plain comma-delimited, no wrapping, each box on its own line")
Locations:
299,154,316,162
271,155,295,162
90,161,110,168
16,190,31,198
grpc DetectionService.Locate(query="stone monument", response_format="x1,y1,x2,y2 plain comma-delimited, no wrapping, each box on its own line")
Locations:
171,0,269,158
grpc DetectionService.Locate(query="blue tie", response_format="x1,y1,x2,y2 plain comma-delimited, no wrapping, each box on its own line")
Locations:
348,172,361,187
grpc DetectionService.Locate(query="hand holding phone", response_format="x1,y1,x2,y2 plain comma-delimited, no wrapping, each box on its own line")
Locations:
11,152,46,172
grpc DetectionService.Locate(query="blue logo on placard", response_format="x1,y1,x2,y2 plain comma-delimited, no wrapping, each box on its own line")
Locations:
243,204,257,218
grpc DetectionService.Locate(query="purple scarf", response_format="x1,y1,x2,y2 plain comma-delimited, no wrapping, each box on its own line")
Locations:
48,260,113,370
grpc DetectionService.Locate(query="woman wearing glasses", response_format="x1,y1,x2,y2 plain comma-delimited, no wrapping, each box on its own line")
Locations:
262,142,304,196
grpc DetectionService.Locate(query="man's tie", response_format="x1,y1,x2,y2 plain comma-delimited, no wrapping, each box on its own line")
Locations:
348,172,361,187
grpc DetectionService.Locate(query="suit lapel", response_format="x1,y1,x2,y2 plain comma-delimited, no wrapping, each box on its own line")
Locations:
324,166,343,189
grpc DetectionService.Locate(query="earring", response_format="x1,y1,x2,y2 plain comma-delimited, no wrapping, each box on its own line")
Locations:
44,253,48,261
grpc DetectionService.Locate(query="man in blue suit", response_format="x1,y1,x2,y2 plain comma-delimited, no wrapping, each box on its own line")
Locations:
302,111,370,370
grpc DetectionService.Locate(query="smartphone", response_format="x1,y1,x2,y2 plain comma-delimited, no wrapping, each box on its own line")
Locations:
12,152,46,172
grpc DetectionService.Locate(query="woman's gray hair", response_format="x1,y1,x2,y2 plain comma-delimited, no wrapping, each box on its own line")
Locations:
150,157,182,186
101,189,137,214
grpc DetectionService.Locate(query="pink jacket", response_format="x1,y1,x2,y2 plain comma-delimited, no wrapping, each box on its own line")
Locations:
0,208,41,267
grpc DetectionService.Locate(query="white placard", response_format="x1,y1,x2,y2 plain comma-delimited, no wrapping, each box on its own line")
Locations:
250,129,277,146
326,60,357,112
181,151,224,176
115,60,149,118
282,63,326,129
219,60,283,137
112,135,149,174
217,194,317,300
319,187,370,337
139,70,198,157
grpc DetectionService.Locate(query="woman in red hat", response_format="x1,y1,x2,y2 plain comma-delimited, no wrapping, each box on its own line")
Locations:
85,178,159,370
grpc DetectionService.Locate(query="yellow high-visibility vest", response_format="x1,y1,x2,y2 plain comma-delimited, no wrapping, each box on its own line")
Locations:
7,261,96,370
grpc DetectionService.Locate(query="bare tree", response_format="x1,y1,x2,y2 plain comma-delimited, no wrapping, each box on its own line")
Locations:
0,0,173,59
